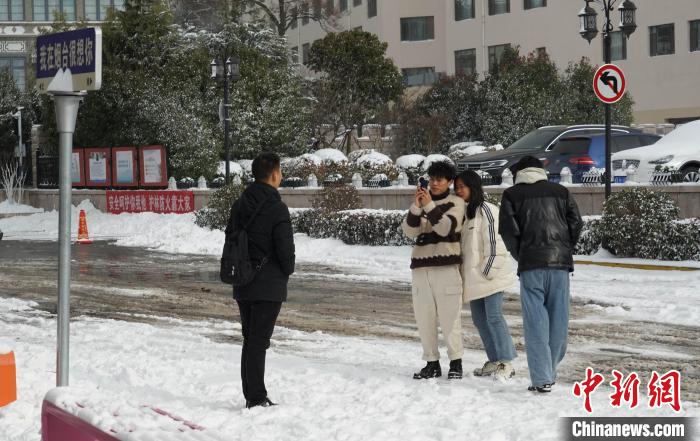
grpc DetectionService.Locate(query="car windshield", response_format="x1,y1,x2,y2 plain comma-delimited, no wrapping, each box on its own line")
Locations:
507,129,561,151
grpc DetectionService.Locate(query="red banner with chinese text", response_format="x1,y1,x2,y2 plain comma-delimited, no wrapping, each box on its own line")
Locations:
106,190,194,214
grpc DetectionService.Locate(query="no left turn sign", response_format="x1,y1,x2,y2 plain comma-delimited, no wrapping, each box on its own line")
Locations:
593,64,626,104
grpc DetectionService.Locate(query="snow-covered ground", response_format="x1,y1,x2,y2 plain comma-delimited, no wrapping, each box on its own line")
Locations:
2,200,700,327
0,296,695,441
0,201,43,215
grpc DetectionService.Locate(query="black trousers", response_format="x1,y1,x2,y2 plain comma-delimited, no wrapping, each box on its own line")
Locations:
236,300,282,404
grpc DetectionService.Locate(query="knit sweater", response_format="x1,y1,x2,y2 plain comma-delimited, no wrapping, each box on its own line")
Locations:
401,191,465,269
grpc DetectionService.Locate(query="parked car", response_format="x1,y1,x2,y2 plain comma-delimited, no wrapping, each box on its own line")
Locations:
456,124,645,183
541,132,661,182
612,120,700,183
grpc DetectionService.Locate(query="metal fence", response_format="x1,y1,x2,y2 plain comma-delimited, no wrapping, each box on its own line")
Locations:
36,156,59,189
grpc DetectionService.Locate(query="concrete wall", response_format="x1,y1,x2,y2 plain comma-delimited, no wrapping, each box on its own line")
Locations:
9,185,700,219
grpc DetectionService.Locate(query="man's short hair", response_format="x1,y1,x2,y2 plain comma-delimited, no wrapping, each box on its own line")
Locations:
252,152,281,181
427,160,457,181
510,155,544,177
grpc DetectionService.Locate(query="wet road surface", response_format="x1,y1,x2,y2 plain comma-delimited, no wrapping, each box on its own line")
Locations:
0,240,698,402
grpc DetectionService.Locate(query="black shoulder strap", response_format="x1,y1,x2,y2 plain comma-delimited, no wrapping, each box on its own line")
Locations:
242,196,270,231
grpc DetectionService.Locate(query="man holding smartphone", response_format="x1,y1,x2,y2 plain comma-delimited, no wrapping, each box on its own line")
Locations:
402,161,465,380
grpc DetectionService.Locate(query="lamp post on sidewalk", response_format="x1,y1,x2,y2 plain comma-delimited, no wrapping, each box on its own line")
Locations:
578,0,637,199
11,107,24,167
211,56,241,184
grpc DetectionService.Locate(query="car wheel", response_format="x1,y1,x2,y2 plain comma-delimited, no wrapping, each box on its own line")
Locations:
681,166,700,183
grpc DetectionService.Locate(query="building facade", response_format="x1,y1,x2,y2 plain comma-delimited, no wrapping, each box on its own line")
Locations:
282,0,700,124
0,0,123,91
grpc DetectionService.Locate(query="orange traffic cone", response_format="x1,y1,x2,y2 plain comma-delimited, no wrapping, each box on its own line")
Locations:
77,209,93,244
0,351,17,407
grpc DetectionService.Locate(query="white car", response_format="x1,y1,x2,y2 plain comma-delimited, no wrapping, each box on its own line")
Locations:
612,120,700,183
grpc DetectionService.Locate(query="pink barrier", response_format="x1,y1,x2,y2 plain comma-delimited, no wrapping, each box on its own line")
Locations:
41,398,210,440
41,400,120,441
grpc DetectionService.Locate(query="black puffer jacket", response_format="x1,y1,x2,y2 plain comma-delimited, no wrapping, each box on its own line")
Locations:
225,181,295,302
499,167,583,274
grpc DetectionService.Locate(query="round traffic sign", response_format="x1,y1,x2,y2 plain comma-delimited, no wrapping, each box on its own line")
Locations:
593,64,626,104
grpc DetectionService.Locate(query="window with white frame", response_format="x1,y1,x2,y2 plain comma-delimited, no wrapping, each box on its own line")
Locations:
488,43,510,70
609,31,627,61
84,0,124,20
488,0,509,15
455,49,476,75
650,23,675,56
0,0,23,21
524,0,545,10
455,0,474,21
690,20,700,52
367,0,376,18
34,0,76,20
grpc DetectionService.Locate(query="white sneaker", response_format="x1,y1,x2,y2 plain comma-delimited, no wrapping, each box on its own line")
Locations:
493,362,515,382
473,361,499,377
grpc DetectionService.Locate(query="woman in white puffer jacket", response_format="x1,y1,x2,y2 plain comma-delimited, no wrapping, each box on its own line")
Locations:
454,170,518,381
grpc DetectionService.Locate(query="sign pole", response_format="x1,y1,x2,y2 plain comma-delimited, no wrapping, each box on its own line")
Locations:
53,92,85,387
603,5,612,200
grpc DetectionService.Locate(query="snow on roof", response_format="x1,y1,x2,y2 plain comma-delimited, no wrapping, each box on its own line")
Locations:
395,154,426,169
313,148,347,163
422,154,454,170
657,119,700,146
216,161,243,176
356,151,393,166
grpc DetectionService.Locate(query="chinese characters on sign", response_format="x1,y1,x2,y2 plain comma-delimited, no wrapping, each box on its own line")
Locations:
106,191,194,214
35,28,102,92
573,368,682,413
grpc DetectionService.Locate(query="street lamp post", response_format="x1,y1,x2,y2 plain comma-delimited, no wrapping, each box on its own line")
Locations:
211,56,241,184
578,0,637,199
12,107,24,167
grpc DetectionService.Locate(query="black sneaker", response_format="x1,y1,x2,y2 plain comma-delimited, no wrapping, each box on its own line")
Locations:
246,397,277,408
527,384,552,393
413,361,441,379
448,359,463,380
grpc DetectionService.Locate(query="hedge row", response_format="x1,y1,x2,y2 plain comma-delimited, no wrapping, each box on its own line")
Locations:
291,209,414,246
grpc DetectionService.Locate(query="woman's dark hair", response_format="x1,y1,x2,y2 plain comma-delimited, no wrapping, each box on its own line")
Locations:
455,170,485,220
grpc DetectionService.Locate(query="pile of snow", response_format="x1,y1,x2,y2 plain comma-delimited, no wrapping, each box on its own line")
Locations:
0,201,43,215
422,154,453,170
237,159,253,173
216,161,244,177
395,154,425,169
0,339,13,354
356,151,392,166
312,148,347,163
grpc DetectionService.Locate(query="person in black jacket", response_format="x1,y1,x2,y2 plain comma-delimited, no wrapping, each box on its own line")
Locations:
499,156,583,394
225,152,295,408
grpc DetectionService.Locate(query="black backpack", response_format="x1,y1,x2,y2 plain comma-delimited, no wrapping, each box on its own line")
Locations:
220,197,269,287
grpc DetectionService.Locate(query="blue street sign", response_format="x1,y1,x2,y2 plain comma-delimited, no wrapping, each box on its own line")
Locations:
36,28,102,93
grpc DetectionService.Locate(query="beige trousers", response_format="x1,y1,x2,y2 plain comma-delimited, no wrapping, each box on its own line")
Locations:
411,265,464,361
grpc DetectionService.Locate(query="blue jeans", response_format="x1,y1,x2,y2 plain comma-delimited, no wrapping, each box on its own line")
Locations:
519,268,570,387
470,292,517,363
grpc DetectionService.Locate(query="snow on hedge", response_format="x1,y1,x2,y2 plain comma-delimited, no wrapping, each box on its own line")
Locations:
216,161,243,177
356,151,392,166
422,154,453,170
395,154,426,169
237,159,253,173
0,201,43,214
313,148,347,163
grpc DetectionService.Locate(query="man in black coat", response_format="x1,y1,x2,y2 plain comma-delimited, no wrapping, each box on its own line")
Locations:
499,156,583,394
225,152,295,408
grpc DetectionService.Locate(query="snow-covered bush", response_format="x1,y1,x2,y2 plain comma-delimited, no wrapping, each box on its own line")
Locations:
282,154,320,181
574,218,603,256
422,154,453,171
657,220,700,261
347,149,376,163
310,185,362,212
447,143,504,162
194,182,246,230
395,154,426,185
352,151,398,182
292,209,414,246
599,188,679,259
313,148,347,164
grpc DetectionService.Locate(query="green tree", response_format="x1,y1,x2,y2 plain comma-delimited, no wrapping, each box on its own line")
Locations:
237,0,341,37
308,30,404,153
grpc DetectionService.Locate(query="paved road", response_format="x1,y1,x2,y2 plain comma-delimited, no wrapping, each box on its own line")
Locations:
1,240,698,402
